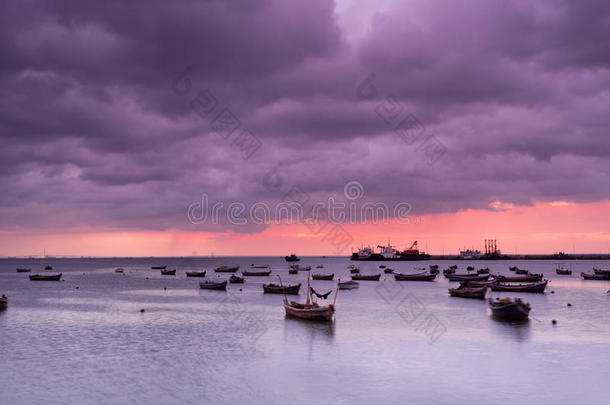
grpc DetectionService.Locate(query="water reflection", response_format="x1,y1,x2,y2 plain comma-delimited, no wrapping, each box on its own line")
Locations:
488,316,532,342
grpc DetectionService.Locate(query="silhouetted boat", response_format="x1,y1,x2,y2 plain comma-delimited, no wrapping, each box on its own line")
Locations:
283,276,335,321
447,274,490,282
161,269,176,275
316,265,324,269
185,271,206,277
199,280,228,290
29,273,62,281
515,268,529,275
350,268,360,274
242,270,272,276
251,264,270,269
312,273,334,280
496,274,543,282
16,268,31,273
490,280,548,293
285,254,300,262
443,268,456,275
394,272,437,281
581,272,610,280
384,268,394,274
466,266,475,271
229,275,244,283
264,283,301,294
338,280,359,290
509,266,520,272
488,297,531,320
0,295,7,309
556,265,571,275
151,266,166,270
290,265,311,271
477,268,490,274
593,268,610,275
351,274,381,281
448,286,487,299
288,267,298,274
44,265,53,270
214,266,239,273
114,268,124,273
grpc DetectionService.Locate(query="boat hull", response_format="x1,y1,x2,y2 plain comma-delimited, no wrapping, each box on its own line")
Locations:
351,274,381,281
263,283,301,294
338,281,359,290
447,274,490,282
214,266,239,273
29,273,62,281
448,286,487,299
490,281,548,293
394,273,437,281
283,301,335,321
185,271,207,277
161,269,176,275
199,280,228,290
488,299,531,320
242,270,272,277
312,274,334,280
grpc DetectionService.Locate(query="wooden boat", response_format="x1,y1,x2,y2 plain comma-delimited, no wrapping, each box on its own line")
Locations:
593,268,610,275
312,273,334,280
477,268,490,274
581,272,610,280
449,265,458,270
229,274,245,283
488,297,531,320
350,268,360,274
185,271,207,277
316,265,324,269
251,264,270,269
459,278,497,287
429,265,439,270
351,273,381,281
515,268,529,275
151,266,166,270
384,268,394,274
443,268,456,275
466,266,475,271
288,268,298,274
379,265,386,269
490,280,548,293
509,266,520,272
283,276,336,322
114,268,124,273
338,280,359,290
44,265,53,270
199,280,228,290
394,272,437,281
16,268,31,273
0,295,7,309
214,266,239,273
496,274,543,282
556,267,572,275
429,268,440,275
264,283,301,295
285,254,300,262
29,273,62,281
161,269,176,275
447,274,490,282
242,270,272,277
290,265,311,271
448,286,487,299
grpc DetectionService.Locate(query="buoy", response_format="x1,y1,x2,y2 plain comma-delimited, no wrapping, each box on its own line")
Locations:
239,288,243,292
551,290,555,294
567,303,572,307
76,286,79,289
164,287,167,291
140,309,145,313
552,319,557,325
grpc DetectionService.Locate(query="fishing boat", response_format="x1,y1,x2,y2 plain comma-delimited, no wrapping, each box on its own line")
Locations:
290,265,311,271
490,280,548,293
229,274,245,283
466,266,475,271
0,295,7,309
114,268,124,273
443,268,456,275
44,265,53,270
350,268,360,274
394,272,437,281
384,268,395,274
161,269,176,275
312,273,334,280
199,280,228,291
285,254,300,262
263,283,301,295
496,274,543,282
447,274,490,282
429,264,439,270
283,276,336,321
316,265,324,269
379,265,386,269
16,268,31,273
151,266,166,270
214,266,239,273
581,272,610,280
593,268,610,275
459,278,497,287
185,271,207,277
351,273,381,281
515,268,529,275
242,270,272,277
251,264,270,269
29,273,62,281
449,265,458,270
338,280,359,290
448,285,487,299
347,265,357,270
288,267,298,274
477,268,490,274
509,266,520,272
556,265,572,275
488,297,531,320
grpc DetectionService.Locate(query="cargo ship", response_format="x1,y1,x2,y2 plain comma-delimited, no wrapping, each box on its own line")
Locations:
350,241,430,261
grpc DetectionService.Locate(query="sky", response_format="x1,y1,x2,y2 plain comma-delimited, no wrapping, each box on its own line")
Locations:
1,0,610,257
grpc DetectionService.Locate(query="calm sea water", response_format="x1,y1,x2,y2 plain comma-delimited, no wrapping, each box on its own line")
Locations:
1,257,609,404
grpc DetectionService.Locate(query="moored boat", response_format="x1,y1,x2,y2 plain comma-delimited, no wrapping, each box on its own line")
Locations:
185,271,207,277
459,278,497,287
282,275,336,322
44,265,53,270
151,266,166,270
384,268,395,274
199,280,228,290
316,264,324,269
488,297,531,320
496,274,543,282
466,266,475,271
114,268,124,273
447,274,490,282
350,268,360,274
0,294,7,309
290,265,311,271
264,283,301,295
509,266,520,272
581,272,610,280
229,274,245,283
490,280,548,293
288,267,298,274
477,268,490,274
448,286,487,299
251,264,270,269
29,273,62,281
556,266,572,275
161,269,176,275
16,268,31,273
338,280,359,290
351,273,381,281
312,273,334,280
242,270,272,277
443,268,456,275
394,272,437,281
515,268,529,275
593,268,610,275
214,266,239,273
285,254,300,262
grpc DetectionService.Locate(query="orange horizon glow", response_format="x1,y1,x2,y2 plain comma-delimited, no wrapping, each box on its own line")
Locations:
2,200,610,257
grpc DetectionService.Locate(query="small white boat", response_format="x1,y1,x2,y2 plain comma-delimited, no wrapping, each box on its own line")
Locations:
251,264,270,269
114,268,124,273
338,280,359,290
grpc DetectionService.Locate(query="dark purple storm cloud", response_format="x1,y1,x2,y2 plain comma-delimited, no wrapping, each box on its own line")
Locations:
1,0,610,233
